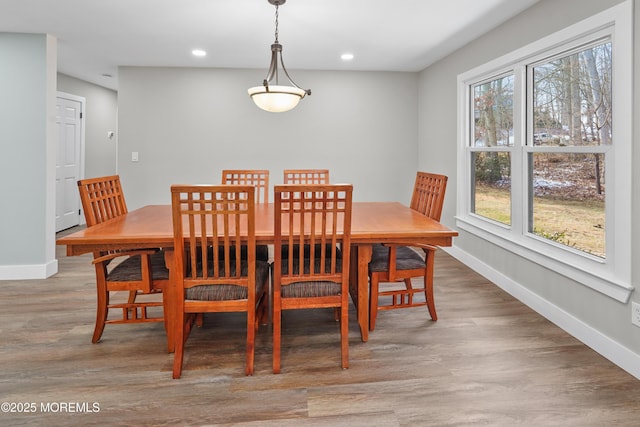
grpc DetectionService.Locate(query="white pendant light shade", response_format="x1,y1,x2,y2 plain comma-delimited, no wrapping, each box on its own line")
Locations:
248,85,306,113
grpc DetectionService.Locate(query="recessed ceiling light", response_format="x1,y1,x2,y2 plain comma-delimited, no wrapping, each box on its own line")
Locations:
341,53,354,61
192,49,207,57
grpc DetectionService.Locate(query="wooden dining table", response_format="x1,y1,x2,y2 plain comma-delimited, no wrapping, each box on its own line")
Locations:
57,202,457,348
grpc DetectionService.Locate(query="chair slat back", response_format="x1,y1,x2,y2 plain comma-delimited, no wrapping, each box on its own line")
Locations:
273,184,352,286
221,169,269,204
171,185,256,290
409,172,447,221
283,169,330,185
77,175,128,227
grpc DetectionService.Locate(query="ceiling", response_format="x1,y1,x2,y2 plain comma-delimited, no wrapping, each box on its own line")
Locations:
2,0,539,91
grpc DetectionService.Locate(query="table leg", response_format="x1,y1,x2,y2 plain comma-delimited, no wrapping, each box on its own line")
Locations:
357,244,372,342
349,248,358,328
163,249,175,353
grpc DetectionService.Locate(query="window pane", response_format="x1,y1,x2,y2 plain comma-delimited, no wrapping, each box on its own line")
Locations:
472,75,514,147
472,152,511,225
529,153,605,257
533,42,612,146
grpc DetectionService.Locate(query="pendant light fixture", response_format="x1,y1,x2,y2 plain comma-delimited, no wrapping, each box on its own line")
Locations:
248,0,311,113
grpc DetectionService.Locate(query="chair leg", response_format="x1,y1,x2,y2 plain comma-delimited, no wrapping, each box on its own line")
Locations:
368,274,380,332
404,279,414,305
172,313,186,379
424,275,438,320
273,304,282,374
424,253,438,321
258,290,269,326
162,290,171,340
194,313,204,327
92,283,109,343
255,302,263,331
127,290,137,304
340,302,349,369
245,309,256,376
126,290,139,320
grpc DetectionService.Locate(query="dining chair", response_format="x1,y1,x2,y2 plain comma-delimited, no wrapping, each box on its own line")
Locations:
170,185,269,378
272,184,353,373
221,169,271,262
281,170,332,261
221,169,269,204
368,171,448,331
77,175,169,343
283,169,330,184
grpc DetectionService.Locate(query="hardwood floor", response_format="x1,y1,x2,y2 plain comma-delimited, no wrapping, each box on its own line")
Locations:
2,228,640,426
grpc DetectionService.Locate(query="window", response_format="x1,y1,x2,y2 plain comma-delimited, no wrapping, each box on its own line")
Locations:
456,2,632,302
529,41,610,258
471,74,513,226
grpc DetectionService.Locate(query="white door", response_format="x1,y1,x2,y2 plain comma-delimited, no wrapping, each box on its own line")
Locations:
55,94,84,232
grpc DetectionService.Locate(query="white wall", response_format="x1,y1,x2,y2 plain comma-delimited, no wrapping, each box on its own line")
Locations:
418,0,640,377
117,67,419,209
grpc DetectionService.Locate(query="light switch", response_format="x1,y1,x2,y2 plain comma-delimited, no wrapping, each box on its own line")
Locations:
131,152,139,162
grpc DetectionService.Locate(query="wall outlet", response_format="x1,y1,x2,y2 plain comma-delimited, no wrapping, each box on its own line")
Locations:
632,302,640,328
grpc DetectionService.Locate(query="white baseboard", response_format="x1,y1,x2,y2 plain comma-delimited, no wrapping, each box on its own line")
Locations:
444,245,640,380
0,259,58,280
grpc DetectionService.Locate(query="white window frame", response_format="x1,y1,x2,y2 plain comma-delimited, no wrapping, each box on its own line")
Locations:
456,1,633,303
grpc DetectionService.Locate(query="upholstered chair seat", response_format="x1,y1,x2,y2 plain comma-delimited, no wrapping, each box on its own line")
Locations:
368,244,424,273
185,260,270,301
107,251,169,282
276,255,343,298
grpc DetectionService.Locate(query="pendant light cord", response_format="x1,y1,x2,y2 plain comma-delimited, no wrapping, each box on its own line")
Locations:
274,4,279,43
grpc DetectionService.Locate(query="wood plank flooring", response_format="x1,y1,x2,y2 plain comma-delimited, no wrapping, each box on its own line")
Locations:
1,227,640,426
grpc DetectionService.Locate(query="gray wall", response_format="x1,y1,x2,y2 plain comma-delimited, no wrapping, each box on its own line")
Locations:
0,33,57,278
117,67,418,209
57,74,118,179
418,0,639,364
